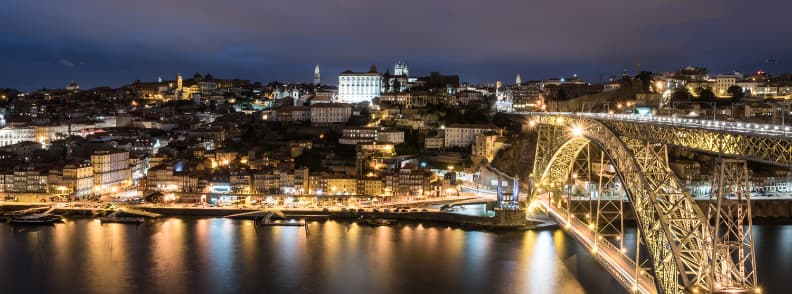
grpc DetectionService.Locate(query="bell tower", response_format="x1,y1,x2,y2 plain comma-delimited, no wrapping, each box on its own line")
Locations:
314,65,320,85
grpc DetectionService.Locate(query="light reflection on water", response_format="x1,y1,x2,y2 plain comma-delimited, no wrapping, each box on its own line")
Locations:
0,218,786,294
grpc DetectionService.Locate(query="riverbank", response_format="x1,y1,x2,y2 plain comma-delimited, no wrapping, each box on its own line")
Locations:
1,202,538,230
139,206,538,230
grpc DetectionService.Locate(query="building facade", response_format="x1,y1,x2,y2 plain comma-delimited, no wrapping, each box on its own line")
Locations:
338,66,382,103
311,103,352,125
444,124,498,148
91,150,132,194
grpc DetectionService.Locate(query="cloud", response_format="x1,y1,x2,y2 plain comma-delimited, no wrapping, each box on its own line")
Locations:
0,0,791,90
58,58,76,68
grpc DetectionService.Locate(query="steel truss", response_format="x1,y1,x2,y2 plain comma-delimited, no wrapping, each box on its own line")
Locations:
603,120,792,167
706,159,757,292
529,115,759,294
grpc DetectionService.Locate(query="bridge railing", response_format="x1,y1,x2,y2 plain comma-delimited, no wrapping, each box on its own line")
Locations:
540,195,657,294
518,112,792,138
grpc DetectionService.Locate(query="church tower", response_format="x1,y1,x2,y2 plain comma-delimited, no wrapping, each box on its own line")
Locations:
177,73,183,90
314,65,320,85
515,73,521,86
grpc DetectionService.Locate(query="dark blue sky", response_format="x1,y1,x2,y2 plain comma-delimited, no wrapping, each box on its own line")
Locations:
2,0,791,90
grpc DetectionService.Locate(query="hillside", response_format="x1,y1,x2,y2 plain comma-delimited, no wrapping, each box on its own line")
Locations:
547,86,639,113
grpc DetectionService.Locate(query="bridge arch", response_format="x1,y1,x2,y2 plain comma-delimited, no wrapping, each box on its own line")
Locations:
532,116,712,294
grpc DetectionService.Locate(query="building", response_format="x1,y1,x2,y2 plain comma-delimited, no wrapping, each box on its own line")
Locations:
326,176,357,195
603,81,621,92
378,130,404,144
66,81,80,91
230,170,253,195
383,166,434,197
253,169,281,194
4,165,49,193
338,66,382,103
275,106,311,122
339,127,404,145
444,124,498,148
91,150,132,195
425,137,444,149
472,133,498,161
716,74,738,97
0,127,36,147
314,64,321,85
62,161,94,199
311,103,352,125
358,177,383,196
340,127,378,145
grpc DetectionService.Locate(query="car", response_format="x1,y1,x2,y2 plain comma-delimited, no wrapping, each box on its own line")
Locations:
421,209,428,212
383,209,391,213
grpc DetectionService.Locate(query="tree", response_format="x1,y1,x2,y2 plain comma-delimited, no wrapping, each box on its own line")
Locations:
727,85,744,102
294,148,325,171
698,87,716,102
635,71,654,93
555,89,567,101
671,89,691,102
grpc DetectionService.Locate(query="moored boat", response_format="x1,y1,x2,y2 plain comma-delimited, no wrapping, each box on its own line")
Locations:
99,216,145,224
8,214,64,225
357,216,396,226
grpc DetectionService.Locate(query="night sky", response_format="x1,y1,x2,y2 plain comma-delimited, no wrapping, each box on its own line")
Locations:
2,0,791,90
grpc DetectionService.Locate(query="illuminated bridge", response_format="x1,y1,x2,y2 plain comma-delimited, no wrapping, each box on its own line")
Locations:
517,112,787,294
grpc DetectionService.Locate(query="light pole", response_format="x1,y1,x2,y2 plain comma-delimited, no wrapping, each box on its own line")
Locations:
778,102,789,135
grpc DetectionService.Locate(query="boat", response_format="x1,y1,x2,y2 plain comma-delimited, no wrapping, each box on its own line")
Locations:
99,216,145,224
8,214,64,225
257,221,305,227
357,216,396,226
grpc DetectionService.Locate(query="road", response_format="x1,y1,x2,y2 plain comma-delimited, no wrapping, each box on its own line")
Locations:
536,193,658,294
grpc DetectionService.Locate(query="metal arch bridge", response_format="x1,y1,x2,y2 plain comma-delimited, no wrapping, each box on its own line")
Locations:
518,112,779,294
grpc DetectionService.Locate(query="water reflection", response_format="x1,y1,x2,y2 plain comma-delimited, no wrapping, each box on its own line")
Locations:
0,219,786,294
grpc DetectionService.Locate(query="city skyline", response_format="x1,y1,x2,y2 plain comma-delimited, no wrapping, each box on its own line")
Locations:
2,0,792,90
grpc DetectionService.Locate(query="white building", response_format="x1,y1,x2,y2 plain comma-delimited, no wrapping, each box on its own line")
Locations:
0,127,36,147
340,127,378,145
311,103,352,125
338,66,382,103
339,127,404,145
378,130,404,144
444,124,498,148
716,74,737,97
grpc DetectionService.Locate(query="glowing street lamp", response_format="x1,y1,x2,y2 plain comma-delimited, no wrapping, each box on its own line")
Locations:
571,126,584,137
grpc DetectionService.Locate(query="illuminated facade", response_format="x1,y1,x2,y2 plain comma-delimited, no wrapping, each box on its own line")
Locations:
444,124,498,148
91,150,131,194
310,103,352,125
338,66,382,103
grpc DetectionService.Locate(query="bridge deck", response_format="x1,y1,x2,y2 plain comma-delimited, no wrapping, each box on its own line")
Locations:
537,194,657,294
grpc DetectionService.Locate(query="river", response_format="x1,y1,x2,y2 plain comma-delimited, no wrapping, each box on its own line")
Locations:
0,218,787,294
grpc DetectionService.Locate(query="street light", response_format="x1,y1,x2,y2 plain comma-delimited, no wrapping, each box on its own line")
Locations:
777,102,790,134
571,126,584,137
